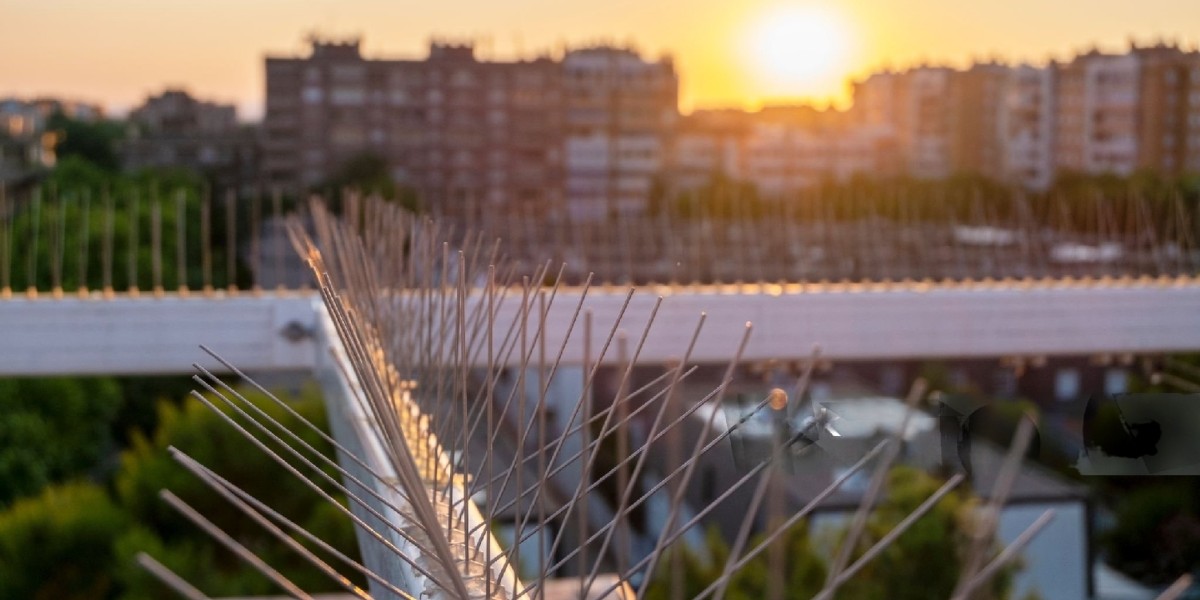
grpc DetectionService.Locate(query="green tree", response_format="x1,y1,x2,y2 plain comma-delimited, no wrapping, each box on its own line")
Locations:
112,386,363,597
0,385,362,599
0,482,129,600
46,112,125,173
644,466,1016,599
4,159,244,292
643,526,800,600
1102,482,1200,585
837,466,1012,600
0,377,123,507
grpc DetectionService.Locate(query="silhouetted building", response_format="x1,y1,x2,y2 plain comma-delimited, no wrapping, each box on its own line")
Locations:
666,107,896,197
668,111,748,192
264,38,570,217
949,62,1010,180
1001,64,1056,191
1053,50,1141,176
562,46,677,221
1134,43,1200,176
121,89,257,191
851,67,953,180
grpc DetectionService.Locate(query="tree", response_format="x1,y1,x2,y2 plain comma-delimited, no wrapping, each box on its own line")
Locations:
4,159,245,292
0,377,123,507
112,386,363,597
46,112,125,172
0,482,129,600
1103,482,1200,585
643,525,824,600
836,466,1012,600
643,466,1016,599
0,385,363,599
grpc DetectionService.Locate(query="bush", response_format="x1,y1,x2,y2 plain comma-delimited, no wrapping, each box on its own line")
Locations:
0,377,123,507
0,482,128,600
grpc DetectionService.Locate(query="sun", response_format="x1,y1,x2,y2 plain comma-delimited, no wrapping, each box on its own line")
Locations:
743,6,854,100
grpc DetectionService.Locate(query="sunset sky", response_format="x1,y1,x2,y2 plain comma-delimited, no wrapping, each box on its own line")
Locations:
2,0,1199,119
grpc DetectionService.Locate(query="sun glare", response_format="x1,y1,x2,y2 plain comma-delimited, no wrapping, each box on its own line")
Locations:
743,6,854,101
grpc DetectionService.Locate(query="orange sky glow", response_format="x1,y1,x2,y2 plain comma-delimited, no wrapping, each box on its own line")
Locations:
2,0,1199,119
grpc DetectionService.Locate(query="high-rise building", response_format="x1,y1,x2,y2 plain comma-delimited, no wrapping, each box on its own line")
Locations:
948,62,1011,180
1001,64,1057,191
852,71,907,131
904,67,954,180
1134,43,1200,176
1054,50,1141,176
264,38,565,218
562,46,678,221
851,67,952,180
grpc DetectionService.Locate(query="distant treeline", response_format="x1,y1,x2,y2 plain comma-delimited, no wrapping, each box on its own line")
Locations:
649,171,1200,237
1,157,259,292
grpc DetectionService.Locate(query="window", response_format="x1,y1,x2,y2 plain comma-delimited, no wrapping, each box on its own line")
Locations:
1104,369,1128,396
331,87,365,106
331,64,366,83
1055,369,1081,402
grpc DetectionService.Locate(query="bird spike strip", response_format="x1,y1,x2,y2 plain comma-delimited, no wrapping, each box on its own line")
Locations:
141,195,1067,600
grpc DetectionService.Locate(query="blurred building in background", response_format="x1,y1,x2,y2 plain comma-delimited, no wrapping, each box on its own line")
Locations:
257,37,1200,216
1135,43,1200,176
1001,64,1057,191
0,97,103,184
562,46,677,220
1055,50,1142,176
121,88,259,192
949,62,1010,181
264,37,577,219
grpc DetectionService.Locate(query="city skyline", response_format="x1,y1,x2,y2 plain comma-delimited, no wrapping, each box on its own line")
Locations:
3,0,1200,119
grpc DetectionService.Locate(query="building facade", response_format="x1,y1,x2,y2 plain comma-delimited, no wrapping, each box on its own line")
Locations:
1001,64,1057,191
562,47,677,221
261,38,1200,211
121,89,256,191
948,62,1010,180
665,107,897,198
264,38,675,220
1054,50,1141,176
669,110,748,192
1135,44,1200,176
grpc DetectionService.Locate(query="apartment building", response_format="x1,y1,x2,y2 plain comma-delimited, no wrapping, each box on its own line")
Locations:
264,38,674,220
948,63,1010,180
265,38,566,217
739,122,821,194
562,46,677,221
904,67,955,180
1054,50,1141,176
121,89,257,190
666,106,897,198
852,71,907,131
851,68,953,180
1001,64,1056,191
1134,43,1200,176
669,110,748,191
844,43,1200,189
